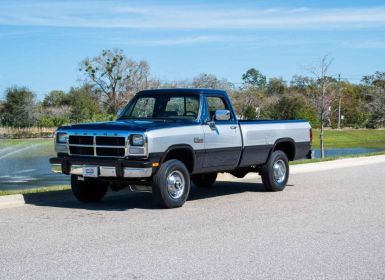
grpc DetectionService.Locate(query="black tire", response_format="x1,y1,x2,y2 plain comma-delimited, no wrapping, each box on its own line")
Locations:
152,159,190,208
71,175,108,203
191,173,217,188
261,150,289,192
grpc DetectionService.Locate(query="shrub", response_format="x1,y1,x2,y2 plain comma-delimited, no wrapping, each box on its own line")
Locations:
268,94,319,127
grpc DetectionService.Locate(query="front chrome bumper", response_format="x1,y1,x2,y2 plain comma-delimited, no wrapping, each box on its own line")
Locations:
51,164,152,178
49,156,158,179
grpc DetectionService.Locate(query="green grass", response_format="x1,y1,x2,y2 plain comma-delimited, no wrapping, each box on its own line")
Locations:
0,185,70,196
0,138,54,159
312,129,385,149
0,138,52,148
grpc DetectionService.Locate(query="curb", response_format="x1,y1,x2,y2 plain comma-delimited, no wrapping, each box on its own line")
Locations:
0,194,26,208
0,188,134,209
0,190,74,209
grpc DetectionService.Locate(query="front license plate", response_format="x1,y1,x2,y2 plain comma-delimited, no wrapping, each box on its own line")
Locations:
83,166,99,178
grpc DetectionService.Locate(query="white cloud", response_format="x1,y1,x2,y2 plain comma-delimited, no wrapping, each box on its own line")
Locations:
1,2,385,30
109,34,310,47
113,36,220,46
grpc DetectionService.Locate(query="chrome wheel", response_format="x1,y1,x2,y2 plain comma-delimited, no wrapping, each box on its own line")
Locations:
273,159,286,184
167,170,185,199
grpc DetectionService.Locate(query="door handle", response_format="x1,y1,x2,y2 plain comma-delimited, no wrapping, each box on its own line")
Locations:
230,126,237,130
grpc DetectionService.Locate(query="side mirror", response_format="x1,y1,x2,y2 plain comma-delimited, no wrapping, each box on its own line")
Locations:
215,109,231,121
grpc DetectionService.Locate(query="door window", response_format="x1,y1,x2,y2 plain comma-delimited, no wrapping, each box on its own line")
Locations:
206,96,231,121
164,96,199,119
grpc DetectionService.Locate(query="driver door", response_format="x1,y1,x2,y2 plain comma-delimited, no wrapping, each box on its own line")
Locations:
203,95,242,170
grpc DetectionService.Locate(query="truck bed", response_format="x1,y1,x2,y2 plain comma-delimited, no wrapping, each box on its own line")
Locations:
238,119,311,167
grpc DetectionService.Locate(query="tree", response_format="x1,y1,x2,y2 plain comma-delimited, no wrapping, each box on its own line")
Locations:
192,73,233,91
329,82,368,128
79,49,150,114
38,90,71,127
244,105,257,120
241,68,267,89
159,79,191,89
43,90,69,107
1,86,36,127
234,68,267,119
362,71,385,128
290,75,315,94
268,94,318,127
307,56,335,159
266,77,286,96
0,101,4,124
67,85,105,123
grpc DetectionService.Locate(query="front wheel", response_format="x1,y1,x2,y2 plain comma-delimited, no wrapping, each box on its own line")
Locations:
71,175,108,203
152,160,190,208
261,150,289,192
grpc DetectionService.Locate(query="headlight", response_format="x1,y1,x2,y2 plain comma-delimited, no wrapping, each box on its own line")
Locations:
56,132,68,144
131,134,144,146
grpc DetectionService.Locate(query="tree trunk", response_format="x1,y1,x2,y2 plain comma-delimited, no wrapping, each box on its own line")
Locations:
320,124,325,159
337,94,341,129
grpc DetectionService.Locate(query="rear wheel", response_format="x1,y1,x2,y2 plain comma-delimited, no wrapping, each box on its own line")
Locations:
71,175,108,203
261,150,289,192
191,173,217,188
152,160,191,208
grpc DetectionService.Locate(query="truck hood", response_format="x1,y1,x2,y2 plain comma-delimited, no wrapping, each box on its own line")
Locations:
58,120,197,132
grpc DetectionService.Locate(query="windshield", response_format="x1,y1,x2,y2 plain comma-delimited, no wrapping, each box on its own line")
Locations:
119,93,200,121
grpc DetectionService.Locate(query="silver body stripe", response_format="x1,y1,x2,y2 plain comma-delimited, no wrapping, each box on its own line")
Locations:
56,122,310,156
147,122,310,154
146,126,205,153
240,122,311,146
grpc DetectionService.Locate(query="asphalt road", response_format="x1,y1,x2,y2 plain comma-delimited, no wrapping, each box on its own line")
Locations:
1,157,385,279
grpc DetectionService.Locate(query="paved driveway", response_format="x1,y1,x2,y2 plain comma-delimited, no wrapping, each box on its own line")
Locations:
1,156,385,279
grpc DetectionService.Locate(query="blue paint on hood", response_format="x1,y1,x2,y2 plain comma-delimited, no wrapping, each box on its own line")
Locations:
58,120,198,132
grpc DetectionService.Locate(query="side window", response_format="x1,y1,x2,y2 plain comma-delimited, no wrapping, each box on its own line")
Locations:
165,97,184,117
206,96,231,121
164,96,199,119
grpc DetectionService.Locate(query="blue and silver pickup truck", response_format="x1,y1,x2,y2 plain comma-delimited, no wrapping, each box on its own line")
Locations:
50,89,312,208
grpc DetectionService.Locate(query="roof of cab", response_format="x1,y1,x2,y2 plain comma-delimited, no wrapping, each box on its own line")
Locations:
137,88,227,95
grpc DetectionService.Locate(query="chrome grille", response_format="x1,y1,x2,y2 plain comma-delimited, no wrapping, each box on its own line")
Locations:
69,135,93,145
96,147,125,157
69,146,94,156
68,135,127,157
95,136,125,146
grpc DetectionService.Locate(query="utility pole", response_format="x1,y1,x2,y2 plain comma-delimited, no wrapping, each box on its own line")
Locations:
337,74,342,129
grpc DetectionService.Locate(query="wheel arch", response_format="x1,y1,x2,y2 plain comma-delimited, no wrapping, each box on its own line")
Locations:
160,144,196,173
270,138,296,161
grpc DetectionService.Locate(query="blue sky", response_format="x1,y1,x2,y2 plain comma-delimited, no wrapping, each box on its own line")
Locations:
0,0,385,100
